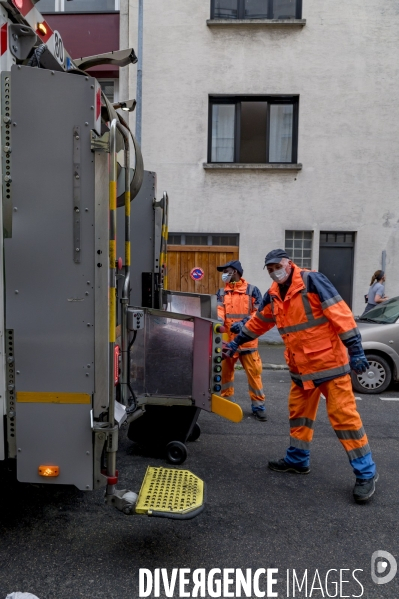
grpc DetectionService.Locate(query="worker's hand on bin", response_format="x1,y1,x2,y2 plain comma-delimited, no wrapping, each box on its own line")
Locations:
222,340,239,360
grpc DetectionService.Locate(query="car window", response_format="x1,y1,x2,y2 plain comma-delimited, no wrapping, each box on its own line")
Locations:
358,297,399,324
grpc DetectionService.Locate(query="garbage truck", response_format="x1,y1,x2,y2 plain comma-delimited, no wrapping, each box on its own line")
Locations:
0,0,242,519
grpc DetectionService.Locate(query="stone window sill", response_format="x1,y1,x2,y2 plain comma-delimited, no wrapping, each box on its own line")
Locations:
206,18,306,27
203,163,302,171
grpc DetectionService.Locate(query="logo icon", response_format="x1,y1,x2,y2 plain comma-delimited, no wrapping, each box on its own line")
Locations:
190,267,205,281
371,550,397,585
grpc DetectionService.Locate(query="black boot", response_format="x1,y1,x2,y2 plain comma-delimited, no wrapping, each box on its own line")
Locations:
353,473,379,502
268,458,310,474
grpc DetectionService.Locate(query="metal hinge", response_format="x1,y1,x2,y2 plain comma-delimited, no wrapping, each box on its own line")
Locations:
91,131,110,153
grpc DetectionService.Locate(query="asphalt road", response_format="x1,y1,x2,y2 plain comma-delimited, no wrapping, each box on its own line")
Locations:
0,368,399,599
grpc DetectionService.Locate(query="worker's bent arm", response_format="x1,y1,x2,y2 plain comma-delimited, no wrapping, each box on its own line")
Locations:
234,292,276,346
216,288,225,324
251,285,263,312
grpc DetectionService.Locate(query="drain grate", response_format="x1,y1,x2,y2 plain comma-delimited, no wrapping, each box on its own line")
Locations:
135,467,205,519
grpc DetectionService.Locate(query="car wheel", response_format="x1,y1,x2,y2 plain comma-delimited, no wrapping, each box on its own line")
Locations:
351,353,392,394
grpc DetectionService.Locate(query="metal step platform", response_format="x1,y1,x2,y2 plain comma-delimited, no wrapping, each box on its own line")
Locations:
135,466,205,519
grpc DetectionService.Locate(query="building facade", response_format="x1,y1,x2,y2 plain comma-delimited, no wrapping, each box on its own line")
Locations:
122,0,399,314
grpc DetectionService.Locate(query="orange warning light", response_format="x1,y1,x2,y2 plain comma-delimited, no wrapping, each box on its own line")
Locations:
36,22,48,36
38,465,59,477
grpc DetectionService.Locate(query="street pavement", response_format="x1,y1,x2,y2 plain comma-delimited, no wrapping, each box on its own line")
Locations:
0,366,399,598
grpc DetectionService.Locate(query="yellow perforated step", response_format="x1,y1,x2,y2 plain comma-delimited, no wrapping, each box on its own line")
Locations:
135,467,205,519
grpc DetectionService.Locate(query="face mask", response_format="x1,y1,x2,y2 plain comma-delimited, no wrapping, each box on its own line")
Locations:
270,265,291,284
222,272,232,283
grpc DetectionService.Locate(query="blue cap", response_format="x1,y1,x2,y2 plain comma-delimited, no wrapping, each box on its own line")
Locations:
217,260,243,276
264,249,291,265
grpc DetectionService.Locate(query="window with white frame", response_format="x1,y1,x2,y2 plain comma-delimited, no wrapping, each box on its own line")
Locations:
35,0,119,12
285,231,312,268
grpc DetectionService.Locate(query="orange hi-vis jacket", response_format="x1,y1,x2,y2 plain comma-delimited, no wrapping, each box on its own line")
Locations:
217,278,262,353
241,265,360,389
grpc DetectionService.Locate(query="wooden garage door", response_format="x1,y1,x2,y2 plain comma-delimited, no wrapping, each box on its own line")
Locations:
167,245,239,294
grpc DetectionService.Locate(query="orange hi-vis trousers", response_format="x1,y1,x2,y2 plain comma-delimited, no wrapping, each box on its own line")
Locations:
221,351,265,411
287,374,373,470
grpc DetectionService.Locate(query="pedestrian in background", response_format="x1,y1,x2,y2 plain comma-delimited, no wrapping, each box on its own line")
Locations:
363,270,388,314
216,260,267,421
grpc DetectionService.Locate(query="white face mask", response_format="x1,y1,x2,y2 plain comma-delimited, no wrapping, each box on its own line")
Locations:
270,265,291,284
222,272,232,283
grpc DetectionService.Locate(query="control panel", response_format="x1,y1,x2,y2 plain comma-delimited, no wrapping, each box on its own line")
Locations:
127,309,145,331
211,324,224,394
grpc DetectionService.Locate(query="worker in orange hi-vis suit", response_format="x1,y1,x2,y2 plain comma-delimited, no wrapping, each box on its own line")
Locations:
216,260,266,421
224,249,378,503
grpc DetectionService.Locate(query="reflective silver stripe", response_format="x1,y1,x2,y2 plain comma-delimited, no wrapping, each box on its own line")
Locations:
290,417,315,430
290,371,302,381
239,348,257,354
321,295,343,310
278,316,328,335
339,327,360,341
300,364,350,382
290,436,311,450
226,313,249,318
335,427,366,441
251,399,265,407
301,289,314,320
347,444,371,460
256,311,275,323
289,364,350,383
248,384,264,397
247,285,253,313
301,270,309,287
221,382,234,391
242,325,259,340
217,315,224,323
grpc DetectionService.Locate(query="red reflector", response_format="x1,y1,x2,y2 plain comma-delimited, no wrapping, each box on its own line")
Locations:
114,345,120,385
0,24,7,57
96,87,101,121
13,0,24,9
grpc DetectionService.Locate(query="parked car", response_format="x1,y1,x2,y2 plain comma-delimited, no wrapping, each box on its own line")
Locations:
352,296,399,394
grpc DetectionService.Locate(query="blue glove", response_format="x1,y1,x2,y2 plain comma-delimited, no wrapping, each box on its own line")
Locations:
222,340,239,359
230,321,243,334
349,354,369,374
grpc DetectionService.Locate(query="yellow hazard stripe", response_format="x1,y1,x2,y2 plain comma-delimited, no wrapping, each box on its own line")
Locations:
17,392,91,404
125,241,131,266
109,181,117,210
125,191,131,215
109,240,116,267
109,287,116,342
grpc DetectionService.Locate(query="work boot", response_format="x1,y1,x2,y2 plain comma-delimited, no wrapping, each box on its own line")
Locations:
353,472,379,503
268,458,310,474
252,409,267,421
